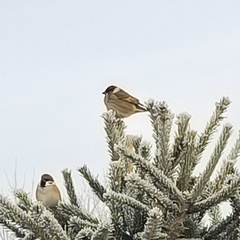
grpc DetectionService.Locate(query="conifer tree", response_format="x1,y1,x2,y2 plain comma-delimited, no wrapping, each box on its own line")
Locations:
1,97,240,240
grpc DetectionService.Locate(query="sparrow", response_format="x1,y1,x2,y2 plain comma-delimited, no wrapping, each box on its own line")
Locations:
36,174,61,208
102,85,146,118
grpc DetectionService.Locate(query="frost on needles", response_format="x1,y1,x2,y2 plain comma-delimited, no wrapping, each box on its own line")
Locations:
1,97,240,240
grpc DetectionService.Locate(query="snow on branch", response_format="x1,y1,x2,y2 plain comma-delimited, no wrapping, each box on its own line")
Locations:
102,110,126,161
147,100,174,175
91,222,115,240
125,173,178,211
56,202,99,225
68,216,98,234
189,175,240,214
117,146,185,204
78,165,106,203
0,193,68,239
191,124,233,200
62,168,79,207
195,97,231,159
104,190,149,212
141,207,169,239
213,131,240,190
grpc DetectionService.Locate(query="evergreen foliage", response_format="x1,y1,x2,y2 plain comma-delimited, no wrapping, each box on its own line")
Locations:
1,97,240,239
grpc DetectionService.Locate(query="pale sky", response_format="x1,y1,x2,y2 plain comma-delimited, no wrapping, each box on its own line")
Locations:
1,0,240,203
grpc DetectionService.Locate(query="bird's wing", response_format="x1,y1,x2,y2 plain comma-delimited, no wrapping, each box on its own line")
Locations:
115,89,140,105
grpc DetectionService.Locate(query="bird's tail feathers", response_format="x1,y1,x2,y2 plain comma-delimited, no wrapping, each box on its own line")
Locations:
136,103,147,112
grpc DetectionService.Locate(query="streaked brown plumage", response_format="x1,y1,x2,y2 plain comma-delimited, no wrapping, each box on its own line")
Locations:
36,174,61,208
102,85,146,118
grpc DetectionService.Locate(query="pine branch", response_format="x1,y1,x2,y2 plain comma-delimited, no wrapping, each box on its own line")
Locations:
14,189,32,212
218,202,240,240
22,233,36,240
182,214,203,239
125,173,177,211
56,202,99,225
103,110,128,239
108,152,137,196
0,194,38,238
117,147,185,204
0,218,27,239
230,193,240,212
171,112,192,173
92,223,114,240
68,216,97,234
194,97,231,167
102,110,126,161
213,131,240,191
147,100,174,176
189,175,240,214
122,205,147,238
174,113,191,145
204,212,238,240
191,124,233,200
0,194,67,239
31,202,70,240
0,225,19,240
78,165,106,203
129,135,151,161
104,190,149,212
40,208,69,240
75,227,94,239
177,129,197,191
141,207,169,240
62,169,79,207
208,205,223,225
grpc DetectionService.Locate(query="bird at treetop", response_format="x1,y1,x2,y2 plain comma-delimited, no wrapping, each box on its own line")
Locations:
102,85,146,118
36,174,61,208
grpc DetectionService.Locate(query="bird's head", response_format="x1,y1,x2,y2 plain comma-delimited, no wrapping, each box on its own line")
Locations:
102,85,117,94
40,174,54,187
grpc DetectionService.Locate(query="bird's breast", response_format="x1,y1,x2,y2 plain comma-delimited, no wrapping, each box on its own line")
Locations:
36,185,60,208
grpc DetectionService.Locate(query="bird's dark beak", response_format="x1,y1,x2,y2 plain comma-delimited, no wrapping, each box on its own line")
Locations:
102,91,106,94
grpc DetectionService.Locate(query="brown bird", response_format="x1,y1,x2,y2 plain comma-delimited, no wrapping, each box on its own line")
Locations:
102,85,146,118
36,174,61,208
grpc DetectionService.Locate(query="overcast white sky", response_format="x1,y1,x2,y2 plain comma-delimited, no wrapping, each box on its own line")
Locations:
0,1,240,202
